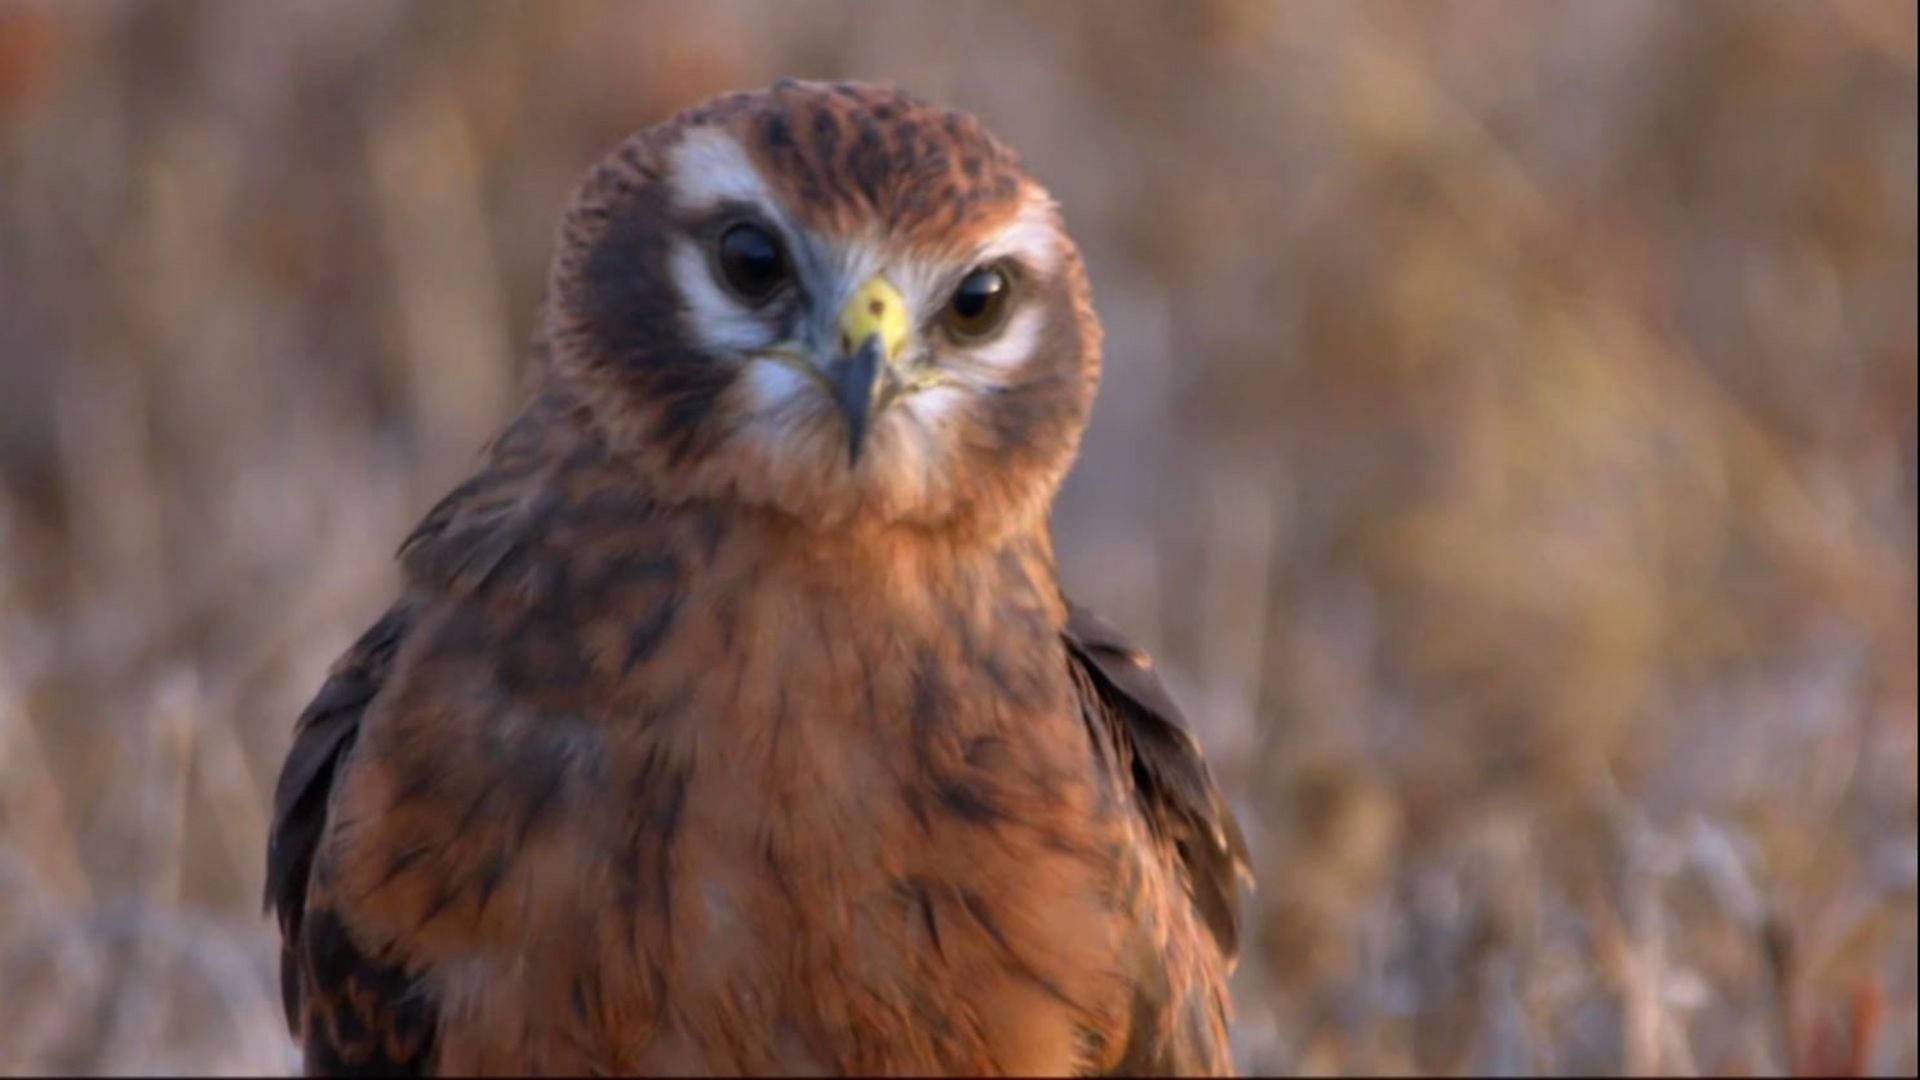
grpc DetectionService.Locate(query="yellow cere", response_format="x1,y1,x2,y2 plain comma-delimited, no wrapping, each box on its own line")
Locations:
838,276,910,363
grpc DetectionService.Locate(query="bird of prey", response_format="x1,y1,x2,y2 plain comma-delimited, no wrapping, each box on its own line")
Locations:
267,80,1249,1076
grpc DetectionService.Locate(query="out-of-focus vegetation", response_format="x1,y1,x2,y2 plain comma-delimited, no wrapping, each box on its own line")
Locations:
0,2,1913,1074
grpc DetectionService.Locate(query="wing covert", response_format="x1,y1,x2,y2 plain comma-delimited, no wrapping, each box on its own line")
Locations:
1061,599,1250,962
265,600,437,1075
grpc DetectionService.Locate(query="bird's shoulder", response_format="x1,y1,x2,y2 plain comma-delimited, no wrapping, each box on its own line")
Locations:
264,387,655,1073
1061,599,1249,960
1060,598,1250,1075
265,599,436,1074
397,386,611,599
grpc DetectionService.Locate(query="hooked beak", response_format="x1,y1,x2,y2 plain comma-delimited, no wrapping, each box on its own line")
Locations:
825,333,887,465
827,275,910,465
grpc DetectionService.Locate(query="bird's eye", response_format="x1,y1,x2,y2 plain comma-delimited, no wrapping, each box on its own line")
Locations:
714,222,789,302
942,265,1012,340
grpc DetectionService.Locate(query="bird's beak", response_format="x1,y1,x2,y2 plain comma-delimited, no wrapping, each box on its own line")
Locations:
827,275,909,465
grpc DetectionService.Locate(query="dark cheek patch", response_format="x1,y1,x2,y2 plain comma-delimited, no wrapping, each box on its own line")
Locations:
578,193,680,366
574,191,737,464
642,354,737,466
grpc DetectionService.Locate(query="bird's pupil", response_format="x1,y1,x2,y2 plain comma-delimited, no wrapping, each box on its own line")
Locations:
717,223,786,299
951,269,1005,322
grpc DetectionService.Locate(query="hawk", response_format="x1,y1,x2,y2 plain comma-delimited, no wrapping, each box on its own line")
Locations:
266,80,1249,1076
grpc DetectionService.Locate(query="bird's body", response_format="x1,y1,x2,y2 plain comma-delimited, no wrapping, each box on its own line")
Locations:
269,81,1246,1076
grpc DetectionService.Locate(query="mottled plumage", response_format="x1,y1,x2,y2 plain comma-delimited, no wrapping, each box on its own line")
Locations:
267,80,1248,1076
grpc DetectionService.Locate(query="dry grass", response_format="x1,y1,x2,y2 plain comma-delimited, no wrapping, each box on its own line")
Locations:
0,1,1914,1074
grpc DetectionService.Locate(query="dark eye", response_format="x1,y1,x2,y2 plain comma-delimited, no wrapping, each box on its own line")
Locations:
942,265,1012,340
714,221,789,301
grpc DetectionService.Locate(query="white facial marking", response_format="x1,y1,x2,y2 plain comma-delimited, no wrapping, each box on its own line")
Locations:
903,384,970,429
884,249,958,323
961,304,1044,375
740,358,811,413
976,192,1062,276
666,128,775,211
668,238,773,354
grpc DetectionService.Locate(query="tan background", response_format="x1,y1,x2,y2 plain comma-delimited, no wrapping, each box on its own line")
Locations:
0,2,1914,1074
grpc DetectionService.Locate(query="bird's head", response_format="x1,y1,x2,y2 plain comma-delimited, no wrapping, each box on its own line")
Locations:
545,80,1101,541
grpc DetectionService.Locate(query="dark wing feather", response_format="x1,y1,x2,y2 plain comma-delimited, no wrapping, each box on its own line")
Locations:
1062,599,1250,961
265,600,437,1075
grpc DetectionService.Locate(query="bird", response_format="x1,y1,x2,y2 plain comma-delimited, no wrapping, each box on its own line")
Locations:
265,79,1249,1076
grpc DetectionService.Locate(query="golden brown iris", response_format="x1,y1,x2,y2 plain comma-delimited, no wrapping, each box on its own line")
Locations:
941,264,1012,340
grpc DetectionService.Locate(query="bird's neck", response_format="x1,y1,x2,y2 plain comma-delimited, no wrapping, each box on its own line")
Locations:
709,509,1069,649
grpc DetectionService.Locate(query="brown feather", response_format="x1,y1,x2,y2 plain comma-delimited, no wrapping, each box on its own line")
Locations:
265,601,436,1073
1064,600,1252,961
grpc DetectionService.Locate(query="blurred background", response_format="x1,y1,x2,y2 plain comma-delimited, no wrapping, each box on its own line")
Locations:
0,1,1914,1074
